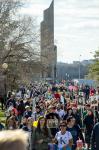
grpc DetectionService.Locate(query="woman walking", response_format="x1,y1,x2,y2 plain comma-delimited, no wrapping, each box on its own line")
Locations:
84,110,94,150
54,121,73,150
32,116,52,150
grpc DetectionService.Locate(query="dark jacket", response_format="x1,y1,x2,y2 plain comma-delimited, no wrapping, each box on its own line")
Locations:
32,127,52,150
91,123,99,150
72,113,82,127
6,98,16,108
83,114,94,133
0,123,4,130
67,125,84,150
20,123,29,132
24,110,32,118
17,101,25,115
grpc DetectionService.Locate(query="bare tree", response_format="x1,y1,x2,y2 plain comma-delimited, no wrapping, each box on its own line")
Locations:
0,0,40,89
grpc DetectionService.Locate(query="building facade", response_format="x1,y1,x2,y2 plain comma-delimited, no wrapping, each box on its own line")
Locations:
40,0,57,80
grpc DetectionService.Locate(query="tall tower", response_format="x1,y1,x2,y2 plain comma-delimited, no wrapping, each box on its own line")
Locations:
40,0,57,80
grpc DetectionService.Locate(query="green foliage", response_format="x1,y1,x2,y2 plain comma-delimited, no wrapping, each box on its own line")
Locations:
0,105,6,123
88,50,99,81
0,110,5,117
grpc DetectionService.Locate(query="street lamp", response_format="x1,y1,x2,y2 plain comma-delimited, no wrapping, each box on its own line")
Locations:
2,63,8,70
68,74,70,80
79,55,82,80
66,73,70,80
66,73,68,80
2,63,8,100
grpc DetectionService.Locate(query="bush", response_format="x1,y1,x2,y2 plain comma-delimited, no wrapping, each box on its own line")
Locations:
0,111,5,117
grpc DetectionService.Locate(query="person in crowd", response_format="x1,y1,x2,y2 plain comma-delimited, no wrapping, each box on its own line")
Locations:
54,91,60,101
6,109,18,129
20,117,29,131
24,105,32,118
39,101,45,115
25,98,31,107
17,99,25,122
60,85,65,92
27,117,33,150
45,89,53,100
32,116,52,150
66,116,84,150
63,105,68,116
46,105,60,137
7,91,12,99
0,120,4,130
91,122,99,150
61,91,67,105
27,117,33,132
83,85,90,103
32,105,43,121
6,116,18,130
83,104,91,119
56,103,65,118
70,89,74,101
52,85,58,93
20,86,26,99
0,95,5,110
96,86,99,101
84,109,94,150
0,130,28,150
6,94,16,108
63,107,73,120
90,87,95,102
94,106,99,123
72,107,82,127
54,121,73,150
6,102,14,116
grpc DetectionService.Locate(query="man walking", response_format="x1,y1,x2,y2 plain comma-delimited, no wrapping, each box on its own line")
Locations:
91,122,99,150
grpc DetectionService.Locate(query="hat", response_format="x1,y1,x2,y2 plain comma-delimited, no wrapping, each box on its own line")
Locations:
85,104,90,107
25,105,30,109
36,105,40,109
48,105,55,110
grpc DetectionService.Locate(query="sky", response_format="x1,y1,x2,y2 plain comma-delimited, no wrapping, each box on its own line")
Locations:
20,0,99,63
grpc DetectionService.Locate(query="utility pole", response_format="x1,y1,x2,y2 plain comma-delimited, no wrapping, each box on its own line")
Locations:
79,55,82,80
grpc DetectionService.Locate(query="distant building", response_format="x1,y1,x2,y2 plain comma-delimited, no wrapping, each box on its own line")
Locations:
81,59,94,65
40,0,57,80
73,59,94,66
73,61,80,65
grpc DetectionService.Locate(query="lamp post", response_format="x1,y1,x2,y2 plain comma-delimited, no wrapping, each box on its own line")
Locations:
2,63,8,100
79,55,82,80
66,73,68,80
68,74,70,81
66,73,70,81
2,63,8,70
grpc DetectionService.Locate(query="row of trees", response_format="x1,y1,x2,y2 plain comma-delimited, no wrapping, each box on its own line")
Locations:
57,50,99,83
0,0,40,90
87,50,99,81
57,62,88,80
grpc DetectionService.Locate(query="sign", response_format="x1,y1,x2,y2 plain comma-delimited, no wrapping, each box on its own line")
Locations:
47,119,59,128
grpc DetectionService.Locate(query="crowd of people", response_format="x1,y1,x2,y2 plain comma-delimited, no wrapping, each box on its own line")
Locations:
0,81,99,150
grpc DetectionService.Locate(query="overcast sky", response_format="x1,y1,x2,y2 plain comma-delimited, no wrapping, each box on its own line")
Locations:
20,0,99,63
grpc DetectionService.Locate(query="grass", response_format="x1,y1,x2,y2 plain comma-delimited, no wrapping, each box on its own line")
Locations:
0,111,5,117
0,104,6,123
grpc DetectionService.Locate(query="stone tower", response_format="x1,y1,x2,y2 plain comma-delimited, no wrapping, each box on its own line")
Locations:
40,0,57,80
